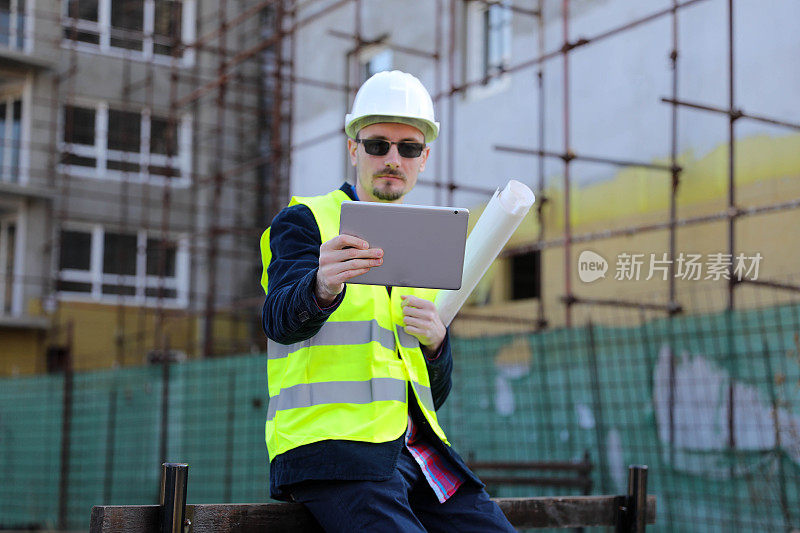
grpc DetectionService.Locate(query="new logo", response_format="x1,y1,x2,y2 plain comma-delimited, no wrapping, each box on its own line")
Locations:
578,250,608,283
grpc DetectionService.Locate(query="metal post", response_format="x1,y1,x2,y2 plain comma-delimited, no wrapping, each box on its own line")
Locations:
224,371,236,502
586,322,609,493
202,0,231,358
726,0,736,311
627,465,648,533
434,0,443,206
581,450,592,495
667,0,680,314
159,336,171,464
103,387,118,503
761,339,791,528
446,0,456,206
562,0,573,327
160,462,189,533
536,0,547,329
57,321,75,530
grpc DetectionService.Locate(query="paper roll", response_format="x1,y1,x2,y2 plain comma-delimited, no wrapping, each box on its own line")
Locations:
435,180,535,326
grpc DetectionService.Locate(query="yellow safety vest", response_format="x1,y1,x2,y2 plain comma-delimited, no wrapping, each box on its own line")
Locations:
260,189,451,459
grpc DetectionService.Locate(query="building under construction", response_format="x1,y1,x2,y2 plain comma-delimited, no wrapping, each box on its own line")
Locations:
1,0,799,530
1,0,798,374
1,0,290,373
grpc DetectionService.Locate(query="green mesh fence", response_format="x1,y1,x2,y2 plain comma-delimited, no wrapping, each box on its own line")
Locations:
2,303,799,531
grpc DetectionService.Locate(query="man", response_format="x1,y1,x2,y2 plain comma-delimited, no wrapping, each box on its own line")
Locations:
260,70,514,532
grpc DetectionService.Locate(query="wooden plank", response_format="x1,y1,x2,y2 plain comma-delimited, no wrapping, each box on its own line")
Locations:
90,495,656,531
468,460,593,472
495,496,657,529
89,505,161,533
89,503,321,533
187,503,323,533
479,476,591,489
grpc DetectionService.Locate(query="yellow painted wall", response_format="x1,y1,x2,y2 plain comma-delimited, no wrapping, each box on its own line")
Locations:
49,302,201,371
455,133,800,336
0,300,258,376
0,328,45,375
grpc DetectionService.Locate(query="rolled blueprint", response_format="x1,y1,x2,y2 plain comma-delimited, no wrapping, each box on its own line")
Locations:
435,180,535,326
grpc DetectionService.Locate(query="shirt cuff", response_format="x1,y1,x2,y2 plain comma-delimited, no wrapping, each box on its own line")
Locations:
313,287,345,311
423,329,449,362
304,267,345,315
424,343,444,362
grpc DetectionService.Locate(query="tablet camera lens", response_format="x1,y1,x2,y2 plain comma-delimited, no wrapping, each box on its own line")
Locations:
453,210,458,214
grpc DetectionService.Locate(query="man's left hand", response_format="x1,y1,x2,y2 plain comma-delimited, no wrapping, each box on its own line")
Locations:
400,295,445,357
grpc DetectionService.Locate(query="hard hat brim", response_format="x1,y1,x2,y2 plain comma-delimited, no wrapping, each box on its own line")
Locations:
345,114,439,143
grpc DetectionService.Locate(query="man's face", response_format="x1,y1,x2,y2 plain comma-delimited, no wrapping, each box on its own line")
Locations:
347,122,431,203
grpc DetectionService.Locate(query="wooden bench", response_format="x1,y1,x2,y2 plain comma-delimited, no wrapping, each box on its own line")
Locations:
468,450,594,495
90,463,656,532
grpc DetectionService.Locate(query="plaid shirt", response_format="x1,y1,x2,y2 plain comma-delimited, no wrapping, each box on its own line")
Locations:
405,415,464,503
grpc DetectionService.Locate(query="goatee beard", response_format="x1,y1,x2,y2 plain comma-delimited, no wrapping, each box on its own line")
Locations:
370,171,406,201
372,186,404,201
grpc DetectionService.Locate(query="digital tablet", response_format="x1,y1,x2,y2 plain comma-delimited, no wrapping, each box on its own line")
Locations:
339,201,469,290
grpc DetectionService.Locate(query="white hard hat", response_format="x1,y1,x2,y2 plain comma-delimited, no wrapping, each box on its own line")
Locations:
345,70,439,143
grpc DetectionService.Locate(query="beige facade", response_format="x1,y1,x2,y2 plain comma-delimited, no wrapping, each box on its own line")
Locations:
0,0,272,375
455,134,800,336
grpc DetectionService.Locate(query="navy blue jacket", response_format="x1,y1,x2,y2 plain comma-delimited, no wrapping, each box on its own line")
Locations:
262,183,480,500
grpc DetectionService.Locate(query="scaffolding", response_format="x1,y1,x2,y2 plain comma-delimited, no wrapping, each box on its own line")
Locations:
0,0,796,366
45,0,292,365
1,0,800,530
0,0,797,379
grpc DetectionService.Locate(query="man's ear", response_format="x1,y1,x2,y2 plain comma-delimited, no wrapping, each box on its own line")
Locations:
419,146,431,172
347,138,358,166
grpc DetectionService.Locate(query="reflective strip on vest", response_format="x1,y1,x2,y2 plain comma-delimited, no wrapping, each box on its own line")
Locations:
267,377,408,421
411,381,435,413
396,325,420,350
268,319,396,359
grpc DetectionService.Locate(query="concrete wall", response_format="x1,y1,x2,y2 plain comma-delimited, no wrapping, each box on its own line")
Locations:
0,0,268,371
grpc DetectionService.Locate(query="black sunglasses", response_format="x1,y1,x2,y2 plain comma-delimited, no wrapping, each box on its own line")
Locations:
355,138,426,158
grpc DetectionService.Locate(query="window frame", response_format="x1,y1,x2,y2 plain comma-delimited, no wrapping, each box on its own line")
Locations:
0,0,32,51
58,100,192,187
57,223,190,308
509,249,541,301
483,1,512,78
61,0,196,67
361,48,393,81
463,0,512,100
0,208,24,316
0,75,31,185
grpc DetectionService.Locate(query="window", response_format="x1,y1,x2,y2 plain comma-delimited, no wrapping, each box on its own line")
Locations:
363,49,392,81
46,346,69,373
0,0,26,50
0,95,22,183
463,0,512,97
63,0,192,62
483,2,511,78
0,217,17,314
153,0,181,56
110,0,144,51
62,0,99,44
59,103,190,185
107,108,142,172
510,250,540,300
102,231,137,295
57,226,189,305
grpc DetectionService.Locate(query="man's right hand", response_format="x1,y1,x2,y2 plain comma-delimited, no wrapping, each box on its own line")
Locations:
315,234,383,306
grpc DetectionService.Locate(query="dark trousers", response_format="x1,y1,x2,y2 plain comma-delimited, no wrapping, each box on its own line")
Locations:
289,447,516,532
